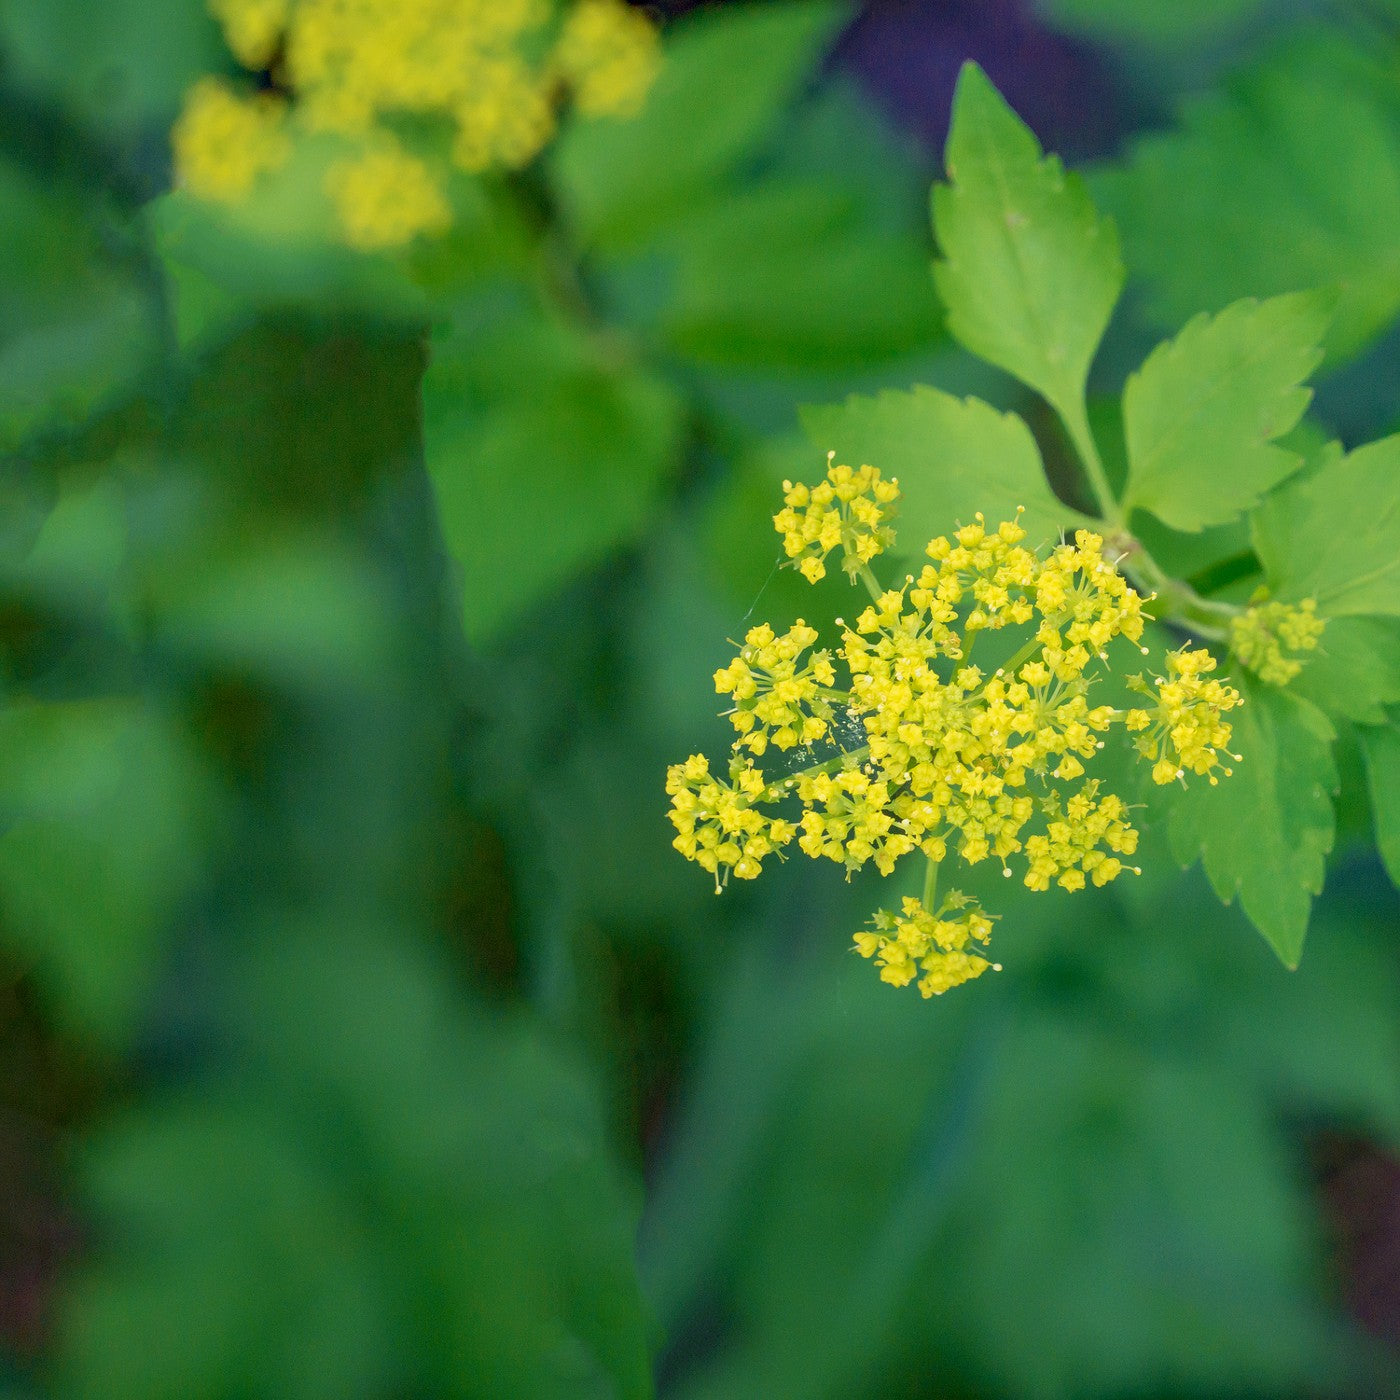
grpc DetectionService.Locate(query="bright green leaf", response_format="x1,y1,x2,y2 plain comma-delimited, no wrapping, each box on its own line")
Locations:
1122,293,1327,531
1252,435,1400,619
1360,720,1400,887
931,62,1123,421
1166,681,1336,967
425,305,683,644
551,1,849,252
801,385,1079,556
1092,37,1400,364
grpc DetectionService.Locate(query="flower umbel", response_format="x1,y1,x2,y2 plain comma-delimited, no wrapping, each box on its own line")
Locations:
668,456,1245,998
773,453,899,584
1230,595,1325,686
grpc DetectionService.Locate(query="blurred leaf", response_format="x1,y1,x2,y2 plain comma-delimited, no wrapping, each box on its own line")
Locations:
932,62,1123,424
0,0,221,138
801,385,1079,555
1289,616,1400,726
1093,35,1400,364
1252,434,1400,618
660,181,940,371
425,303,683,644
1361,719,1400,886
151,533,397,690
0,698,209,1042
1038,0,1264,44
1121,293,1327,531
551,1,848,252
1166,680,1336,966
0,162,156,449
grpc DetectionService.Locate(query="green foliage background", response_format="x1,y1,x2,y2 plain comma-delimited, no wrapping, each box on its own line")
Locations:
1,1,1399,1397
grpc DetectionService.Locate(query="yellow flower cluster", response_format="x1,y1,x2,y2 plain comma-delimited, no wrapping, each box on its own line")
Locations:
667,460,1245,998
1229,596,1325,686
713,621,837,755
853,895,998,997
773,454,899,584
174,0,659,248
1125,648,1243,785
664,755,795,889
171,77,291,203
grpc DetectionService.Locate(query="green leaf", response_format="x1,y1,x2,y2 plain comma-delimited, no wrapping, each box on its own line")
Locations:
1360,720,1400,887
1289,617,1400,727
1251,435,1400,619
425,304,683,644
551,1,849,252
1121,293,1327,532
658,181,940,371
1166,681,1337,967
801,385,1079,556
931,62,1123,421
1092,36,1400,364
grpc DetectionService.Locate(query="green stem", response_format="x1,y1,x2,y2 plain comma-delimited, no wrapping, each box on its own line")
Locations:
856,564,884,604
1060,397,1121,526
921,854,939,912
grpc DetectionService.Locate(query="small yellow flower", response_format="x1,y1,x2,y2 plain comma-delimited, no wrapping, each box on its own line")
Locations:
773,453,899,584
853,895,998,997
1127,647,1243,785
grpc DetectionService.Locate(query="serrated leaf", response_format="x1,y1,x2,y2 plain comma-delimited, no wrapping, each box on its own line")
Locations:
551,1,848,252
1252,435,1400,619
931,62,1123,421
1289,617,1400,726
1122,293,1326,532
1092,36,1400,364
801,385,1078,557
1166,681,1336,967
1360,720,1400,887
424,304,683,644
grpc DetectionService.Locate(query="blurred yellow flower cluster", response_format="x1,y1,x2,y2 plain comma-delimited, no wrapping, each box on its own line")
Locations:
173,0,659,249
666,456,1246,998
1229,595,1325,686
